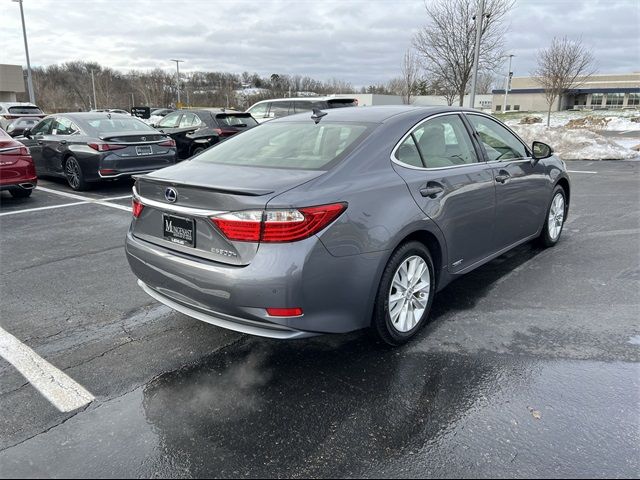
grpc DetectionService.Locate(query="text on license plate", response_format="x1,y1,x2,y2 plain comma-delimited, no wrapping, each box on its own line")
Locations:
163,214,195,247
136,145,153,156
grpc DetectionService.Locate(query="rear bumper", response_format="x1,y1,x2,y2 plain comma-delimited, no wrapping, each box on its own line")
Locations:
0,180,36,191
125,230,386,337
0,160,37,190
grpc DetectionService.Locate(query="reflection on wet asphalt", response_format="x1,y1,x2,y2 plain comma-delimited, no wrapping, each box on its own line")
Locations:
1,336,638,478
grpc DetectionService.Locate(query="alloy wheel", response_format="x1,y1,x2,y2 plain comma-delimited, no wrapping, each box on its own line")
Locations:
65,158,81,189
388,255,431,333
548,192,565,241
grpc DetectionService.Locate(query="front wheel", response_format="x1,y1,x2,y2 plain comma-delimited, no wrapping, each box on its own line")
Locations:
538,186,566,247
372,241,436,346
64,156,89,191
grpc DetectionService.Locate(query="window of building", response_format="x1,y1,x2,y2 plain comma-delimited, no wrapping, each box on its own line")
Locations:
590,93,604,108
514,105,520,111
495,105,502,111
626,93,640,106
505,105,511,111
606,93,624,108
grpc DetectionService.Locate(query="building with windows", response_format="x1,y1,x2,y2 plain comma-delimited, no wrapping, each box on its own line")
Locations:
0,64,26,102
492,73,640,112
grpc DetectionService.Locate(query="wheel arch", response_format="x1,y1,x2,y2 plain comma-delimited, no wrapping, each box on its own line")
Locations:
556,176,571,215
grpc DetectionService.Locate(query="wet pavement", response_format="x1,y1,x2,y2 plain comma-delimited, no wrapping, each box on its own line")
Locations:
0,162,639,478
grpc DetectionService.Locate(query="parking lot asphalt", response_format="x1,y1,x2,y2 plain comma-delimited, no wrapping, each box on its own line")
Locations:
0,162,639,478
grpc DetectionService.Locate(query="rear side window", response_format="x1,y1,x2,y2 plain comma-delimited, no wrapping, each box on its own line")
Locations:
194,122,372,170
52,117,79,135
395,115,477,169
179,113,201,128
467,114,527,161
9,106,43,115
216,114,258,127
248,103,269,119
293,101,313,113
157,112,182,128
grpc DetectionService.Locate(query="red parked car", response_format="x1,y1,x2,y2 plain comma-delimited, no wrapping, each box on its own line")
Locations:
0,129,37,198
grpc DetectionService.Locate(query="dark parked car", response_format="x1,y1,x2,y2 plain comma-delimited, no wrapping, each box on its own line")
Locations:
247,96,358,123
126,106,570,345
153,109,258,159
0,102,46,131
6,117,40,137
0,129,37,198
20,112,177,190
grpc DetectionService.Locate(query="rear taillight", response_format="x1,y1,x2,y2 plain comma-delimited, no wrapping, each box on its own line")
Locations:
211,203,347,243
213,128,237,137
88,142,126,152
0,146,30,156
132,199,144,218
158,139,176,147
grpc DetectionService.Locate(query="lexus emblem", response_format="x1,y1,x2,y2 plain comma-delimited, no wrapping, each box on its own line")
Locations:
165,187,178,203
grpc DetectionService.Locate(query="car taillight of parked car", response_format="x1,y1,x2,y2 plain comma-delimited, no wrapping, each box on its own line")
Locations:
213,128,237,137
132,199,144,218
0,146,30,156
88,142,126,152
158,139,176,147
210,203,347,243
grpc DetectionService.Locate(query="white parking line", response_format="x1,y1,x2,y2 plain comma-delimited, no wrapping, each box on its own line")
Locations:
567,170,598,174
0,325,94,412
36,186,132,212
0,201,89,217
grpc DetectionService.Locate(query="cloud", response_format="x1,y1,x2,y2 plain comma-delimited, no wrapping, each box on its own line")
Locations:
2,0,638,87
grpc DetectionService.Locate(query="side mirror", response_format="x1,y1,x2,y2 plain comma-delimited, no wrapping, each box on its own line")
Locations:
22,128,32,138
532,141,553,162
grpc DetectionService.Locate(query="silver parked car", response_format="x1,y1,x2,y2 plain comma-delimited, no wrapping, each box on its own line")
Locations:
126,106,570,345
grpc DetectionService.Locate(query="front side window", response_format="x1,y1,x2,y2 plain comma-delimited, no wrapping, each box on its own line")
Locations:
157,112,182,128
52,117,79,135
467,114,527,161
396,114,477,169
193,122,372,170
269,102,291,118
248,103,268,118
31,118,54,136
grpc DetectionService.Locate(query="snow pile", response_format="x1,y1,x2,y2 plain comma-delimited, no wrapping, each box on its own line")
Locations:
604,116,640,131
505,111,640,131
511,124,638,160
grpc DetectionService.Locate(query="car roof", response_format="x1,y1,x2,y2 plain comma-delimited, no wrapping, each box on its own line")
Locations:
0,102,39,107
252,96,357,104
268,105,478,124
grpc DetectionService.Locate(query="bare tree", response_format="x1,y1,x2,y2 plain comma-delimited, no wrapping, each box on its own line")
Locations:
432,68,459,106
475,71,495,94
400,49,420,104
413,0,513,106
533,36,596,126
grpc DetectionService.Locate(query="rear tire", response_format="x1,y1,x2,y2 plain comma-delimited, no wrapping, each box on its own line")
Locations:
372,241,436,346
538,185,566,248
9,188,32,198
191,147,205,157
64,156,89,191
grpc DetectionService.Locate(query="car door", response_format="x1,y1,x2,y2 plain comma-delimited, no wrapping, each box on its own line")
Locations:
392,113,496,273
465,113,549,250
21,117,54,174
46,117,80,174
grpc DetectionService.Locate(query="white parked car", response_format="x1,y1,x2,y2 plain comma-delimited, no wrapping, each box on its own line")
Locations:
246,96,358,123
0,102,45,130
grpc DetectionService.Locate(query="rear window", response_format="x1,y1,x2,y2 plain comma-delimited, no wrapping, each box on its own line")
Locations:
15,118,39,127
215,114,258,128
327,99,358,108
194,122,372,170
84,117,156,133
9,106,43,115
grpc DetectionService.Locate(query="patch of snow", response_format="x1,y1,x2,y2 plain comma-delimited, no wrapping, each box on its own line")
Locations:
504,109,640,131
511,124,639,160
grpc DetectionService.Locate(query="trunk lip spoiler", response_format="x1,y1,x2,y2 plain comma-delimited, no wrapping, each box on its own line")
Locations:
135,175,275,197
132,185,226,217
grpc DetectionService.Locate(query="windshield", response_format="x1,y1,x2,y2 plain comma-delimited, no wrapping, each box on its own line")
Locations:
9,106,44,115
193,122,372,170
83,117,157,133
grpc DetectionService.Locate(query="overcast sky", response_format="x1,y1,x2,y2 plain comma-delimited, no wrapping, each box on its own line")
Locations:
1,0,638,87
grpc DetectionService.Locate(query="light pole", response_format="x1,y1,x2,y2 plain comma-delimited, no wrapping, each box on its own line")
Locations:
170,59,184,106
469,0,488,109
91,69,97,110
13,0,35,103
502,54,515,113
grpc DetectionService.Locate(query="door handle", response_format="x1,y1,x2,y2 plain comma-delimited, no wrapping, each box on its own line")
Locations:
495,171,510,183
420,185,444,197
37,141,44,145
59,140,67,145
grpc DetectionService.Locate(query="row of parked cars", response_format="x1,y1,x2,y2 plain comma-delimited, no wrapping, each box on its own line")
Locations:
0,96,358,195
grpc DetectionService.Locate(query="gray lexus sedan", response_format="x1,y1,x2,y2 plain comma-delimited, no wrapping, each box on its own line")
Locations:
125,106,570,345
